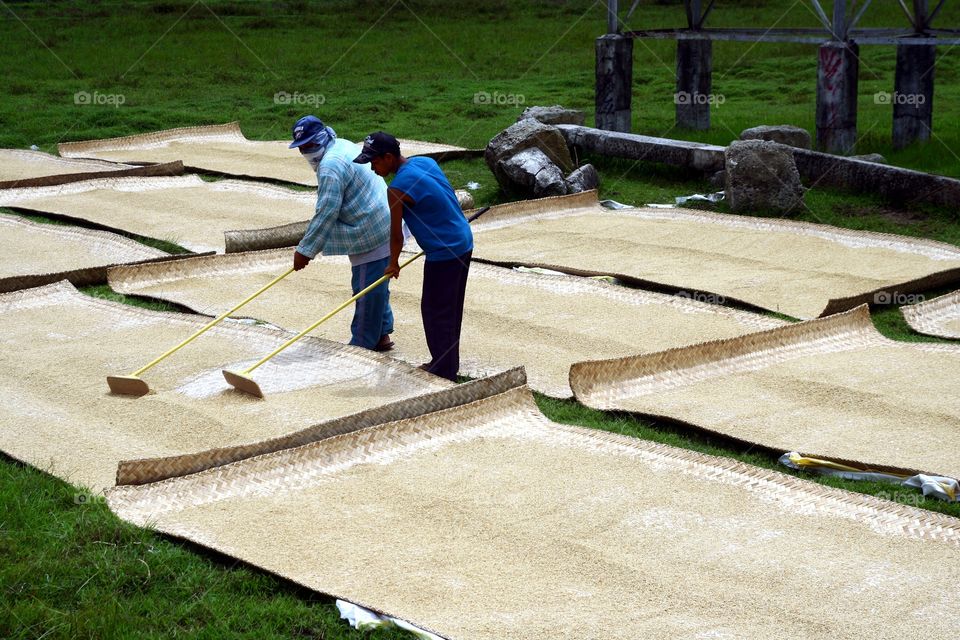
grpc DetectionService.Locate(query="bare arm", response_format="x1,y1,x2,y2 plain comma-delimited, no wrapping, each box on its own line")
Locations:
385,187,413,279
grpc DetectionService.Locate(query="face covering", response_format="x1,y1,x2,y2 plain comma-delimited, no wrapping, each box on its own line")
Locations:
302,147,326,171
300,125,337,171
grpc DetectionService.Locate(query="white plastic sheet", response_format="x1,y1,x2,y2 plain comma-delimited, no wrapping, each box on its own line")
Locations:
336,600,446,639
779,452,959,502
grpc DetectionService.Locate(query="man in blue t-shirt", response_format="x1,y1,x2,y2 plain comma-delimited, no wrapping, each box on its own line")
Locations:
354,131,473,381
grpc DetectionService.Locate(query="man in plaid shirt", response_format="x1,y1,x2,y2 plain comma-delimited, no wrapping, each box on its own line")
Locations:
290,115,395,352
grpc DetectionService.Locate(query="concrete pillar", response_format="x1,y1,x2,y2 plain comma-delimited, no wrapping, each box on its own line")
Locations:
816,41,859,154
893,42,935,149
595,34,633,132
675,38,713,131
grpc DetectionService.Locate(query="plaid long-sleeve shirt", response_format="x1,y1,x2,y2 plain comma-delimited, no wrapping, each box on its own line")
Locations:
296,138,390,259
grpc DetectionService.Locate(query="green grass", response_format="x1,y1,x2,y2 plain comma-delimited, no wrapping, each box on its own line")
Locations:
3,1,960,636
81,284,183,313
0,456,418,640
1,0,959,175
535,395,960,519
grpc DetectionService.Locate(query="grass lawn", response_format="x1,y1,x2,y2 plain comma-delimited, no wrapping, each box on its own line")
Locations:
3,1,960,637
0,455,418,640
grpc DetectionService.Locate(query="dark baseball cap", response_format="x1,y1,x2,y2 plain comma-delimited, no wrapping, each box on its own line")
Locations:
289,115,327,149
353,132,400,163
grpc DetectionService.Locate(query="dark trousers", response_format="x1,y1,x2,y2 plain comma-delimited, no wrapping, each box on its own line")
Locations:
421,250,471,381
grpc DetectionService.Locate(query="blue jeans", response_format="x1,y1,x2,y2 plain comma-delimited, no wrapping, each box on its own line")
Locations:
349,256,393,350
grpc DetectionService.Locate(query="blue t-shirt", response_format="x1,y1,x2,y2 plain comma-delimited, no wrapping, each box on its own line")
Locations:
390,157,473,262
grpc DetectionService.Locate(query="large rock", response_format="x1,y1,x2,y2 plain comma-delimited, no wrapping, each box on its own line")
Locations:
500,148,569,198
455,189,475,210
565,164,599,193
518,105,586,127
708,170,726,188
724,140,805,213
740,125,811,150
485,118,575,193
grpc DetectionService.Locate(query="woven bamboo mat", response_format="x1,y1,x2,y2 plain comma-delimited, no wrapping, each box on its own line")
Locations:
0,213,173,293
0,148,182,189
107,376,960,639
0,281,449,491
469,191,960,319
116,367,528,486
571,305,960,480
58,122,477,187
902,290,960,340
0,175,314,253
224,189,475,253
108,248,783,397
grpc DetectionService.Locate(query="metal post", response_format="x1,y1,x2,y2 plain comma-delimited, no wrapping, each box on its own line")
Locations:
832,0,848,39
607,0,619,34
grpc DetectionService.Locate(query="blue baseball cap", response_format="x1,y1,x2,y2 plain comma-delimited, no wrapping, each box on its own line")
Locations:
289,115,326,149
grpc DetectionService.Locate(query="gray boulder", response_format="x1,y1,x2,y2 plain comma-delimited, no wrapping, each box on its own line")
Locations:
518,105,586,127
455,189,475,210
501,148,569,198
565,164,599,193
740,125,811,150
708,170,726,188
724,140,805,213
485,118,575,193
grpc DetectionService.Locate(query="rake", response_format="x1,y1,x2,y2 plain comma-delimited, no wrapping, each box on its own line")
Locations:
223,206,490,398
107,267,295,396
222,254,422,398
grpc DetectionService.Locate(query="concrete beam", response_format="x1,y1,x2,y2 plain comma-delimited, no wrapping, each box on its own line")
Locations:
792,148,960,208
556,124,960,209
557,124,725,172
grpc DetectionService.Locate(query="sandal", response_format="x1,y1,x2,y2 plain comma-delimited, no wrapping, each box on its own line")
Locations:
374,335,395,352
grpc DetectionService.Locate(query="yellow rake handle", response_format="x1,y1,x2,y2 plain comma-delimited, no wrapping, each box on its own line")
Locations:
240,252,424,375
131,267,295,377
